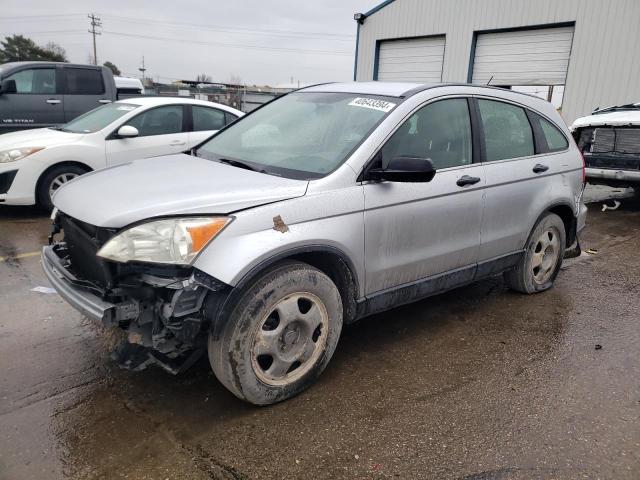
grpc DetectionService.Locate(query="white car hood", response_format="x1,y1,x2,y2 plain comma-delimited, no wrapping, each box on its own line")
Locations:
0,127,86,148
571,110,640,130
53,154,309,228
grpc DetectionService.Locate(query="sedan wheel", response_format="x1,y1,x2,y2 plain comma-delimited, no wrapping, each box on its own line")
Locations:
48,172,80,199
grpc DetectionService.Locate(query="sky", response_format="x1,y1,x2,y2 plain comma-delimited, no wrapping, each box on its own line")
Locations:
1,0,375,86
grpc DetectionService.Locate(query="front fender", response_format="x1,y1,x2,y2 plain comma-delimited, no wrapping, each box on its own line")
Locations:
193,186,366,297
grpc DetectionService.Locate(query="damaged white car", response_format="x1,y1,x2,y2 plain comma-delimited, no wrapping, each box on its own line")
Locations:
43,82,587,405
572,102,640,188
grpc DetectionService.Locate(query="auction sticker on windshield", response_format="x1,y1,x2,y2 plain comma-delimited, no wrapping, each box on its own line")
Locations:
348,97,396,113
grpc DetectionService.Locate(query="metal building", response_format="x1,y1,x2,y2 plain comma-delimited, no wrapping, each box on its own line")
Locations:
353,0,640,124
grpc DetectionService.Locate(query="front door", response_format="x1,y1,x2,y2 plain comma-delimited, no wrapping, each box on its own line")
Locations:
363,98,485,294
105,105,189,165
0,66,64,131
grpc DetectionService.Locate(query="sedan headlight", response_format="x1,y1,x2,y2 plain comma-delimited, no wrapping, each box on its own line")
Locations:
97,217,231,265
0,146,45,163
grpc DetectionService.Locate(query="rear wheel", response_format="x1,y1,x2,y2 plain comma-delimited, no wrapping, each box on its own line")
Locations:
37,164,89,211
208,261,343,405
504,212,566,294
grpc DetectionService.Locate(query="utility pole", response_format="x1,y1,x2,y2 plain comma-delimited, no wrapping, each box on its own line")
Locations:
138,56,147,83
88,14,102,65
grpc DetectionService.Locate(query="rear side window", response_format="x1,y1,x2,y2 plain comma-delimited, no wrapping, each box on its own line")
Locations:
4,68,56,94
478,99,534,161
127,105,184,136
65,68,105,95
538,116,569,152
193,106,226,131
381,98,473,170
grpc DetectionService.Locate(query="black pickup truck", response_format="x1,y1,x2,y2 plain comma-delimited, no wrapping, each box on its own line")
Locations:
0,61,135,133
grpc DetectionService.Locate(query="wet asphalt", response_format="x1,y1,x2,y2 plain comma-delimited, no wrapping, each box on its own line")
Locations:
0,186,638,480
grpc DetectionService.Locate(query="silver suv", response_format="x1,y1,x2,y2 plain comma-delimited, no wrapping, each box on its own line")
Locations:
43,82,587,405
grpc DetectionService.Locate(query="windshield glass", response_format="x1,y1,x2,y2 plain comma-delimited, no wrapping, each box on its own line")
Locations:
60,103,139,133
196,92,397,179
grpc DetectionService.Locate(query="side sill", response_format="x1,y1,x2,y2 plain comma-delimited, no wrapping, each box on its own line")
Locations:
355,251,524,320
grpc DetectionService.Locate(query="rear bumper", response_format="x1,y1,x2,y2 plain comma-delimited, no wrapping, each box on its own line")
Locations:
586,167,640,184
41,245,126,323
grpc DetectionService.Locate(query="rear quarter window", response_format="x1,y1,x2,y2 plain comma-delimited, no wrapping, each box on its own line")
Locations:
538,116,569,152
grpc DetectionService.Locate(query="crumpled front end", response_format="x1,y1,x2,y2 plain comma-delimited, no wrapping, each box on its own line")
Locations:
43,211,229,373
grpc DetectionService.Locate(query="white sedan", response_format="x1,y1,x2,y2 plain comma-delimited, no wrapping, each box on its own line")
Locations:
0,97,243,209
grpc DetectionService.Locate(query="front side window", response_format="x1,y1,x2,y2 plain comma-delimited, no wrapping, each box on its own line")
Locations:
381,98,472,170
5,68,56,94
62,103,139,133
193,106,226,131
538,116,569,152
196,92,395,179
65,68,105,95
127,105,184,137
478,99,534,161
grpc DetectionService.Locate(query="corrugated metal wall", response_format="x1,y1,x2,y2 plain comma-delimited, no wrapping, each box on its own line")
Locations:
355,0,640,124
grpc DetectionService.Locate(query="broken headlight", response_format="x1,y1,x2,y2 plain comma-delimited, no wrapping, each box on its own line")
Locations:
97,217,231,265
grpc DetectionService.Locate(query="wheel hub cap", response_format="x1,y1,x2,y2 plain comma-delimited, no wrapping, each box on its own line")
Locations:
531,227,561,285
251,292,329,386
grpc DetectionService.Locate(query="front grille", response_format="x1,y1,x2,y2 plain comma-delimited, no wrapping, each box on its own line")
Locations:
591,127,640,154
60,214,115,287
0,170,18,194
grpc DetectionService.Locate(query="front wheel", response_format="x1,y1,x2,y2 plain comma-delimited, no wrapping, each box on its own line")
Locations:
208,261,343,405
37,164,89,211
504,212,566,294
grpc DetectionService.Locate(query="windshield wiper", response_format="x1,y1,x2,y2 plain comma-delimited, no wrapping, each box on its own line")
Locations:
216,158,266,173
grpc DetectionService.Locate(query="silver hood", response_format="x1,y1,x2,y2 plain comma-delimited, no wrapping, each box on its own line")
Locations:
53,154,309,228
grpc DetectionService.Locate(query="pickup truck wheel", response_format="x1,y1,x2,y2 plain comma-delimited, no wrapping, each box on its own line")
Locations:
208,261,343,405
504,212,566,294
37,164,88,211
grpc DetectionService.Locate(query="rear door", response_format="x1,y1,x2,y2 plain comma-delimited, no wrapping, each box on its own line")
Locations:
62,66,112,122
105,104,189,165
0,65,64,131
363,97,485,294
188,105,233,145
476,97,565,262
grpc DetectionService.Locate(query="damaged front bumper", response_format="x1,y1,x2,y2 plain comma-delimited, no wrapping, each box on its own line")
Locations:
42,242,230,374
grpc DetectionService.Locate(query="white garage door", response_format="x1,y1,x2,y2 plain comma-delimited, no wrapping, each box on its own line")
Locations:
472,26,574,85
377,36,445,83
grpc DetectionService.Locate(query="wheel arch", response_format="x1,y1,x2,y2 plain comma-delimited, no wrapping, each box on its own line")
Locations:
207,245,360,341
530,202,577,248
35,161,93,200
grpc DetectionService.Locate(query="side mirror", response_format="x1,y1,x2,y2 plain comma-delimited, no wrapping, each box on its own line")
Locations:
368,156,436,183
0,79,17,94
117,125,139,138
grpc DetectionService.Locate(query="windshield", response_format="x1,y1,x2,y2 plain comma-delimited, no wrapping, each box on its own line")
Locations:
196,92,397,179
60,103,139,133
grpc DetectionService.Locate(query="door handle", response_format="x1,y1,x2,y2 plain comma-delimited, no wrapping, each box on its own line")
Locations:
98,99,112,104
169,140,186,146
533,164,549,173
456,175,481,187
46,99,61,104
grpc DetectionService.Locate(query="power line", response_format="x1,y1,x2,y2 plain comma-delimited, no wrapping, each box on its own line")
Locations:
100,30,352,56
88,13,102,65
99,13,354,41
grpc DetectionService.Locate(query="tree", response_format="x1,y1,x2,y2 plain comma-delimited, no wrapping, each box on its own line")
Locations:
43,42,67,62
196,73,212,83
103,61,121,76
0,35,67,63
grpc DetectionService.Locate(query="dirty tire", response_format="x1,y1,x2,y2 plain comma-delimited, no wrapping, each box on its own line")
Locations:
504,212,566,294
37,164,88,211
208,261,343,405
